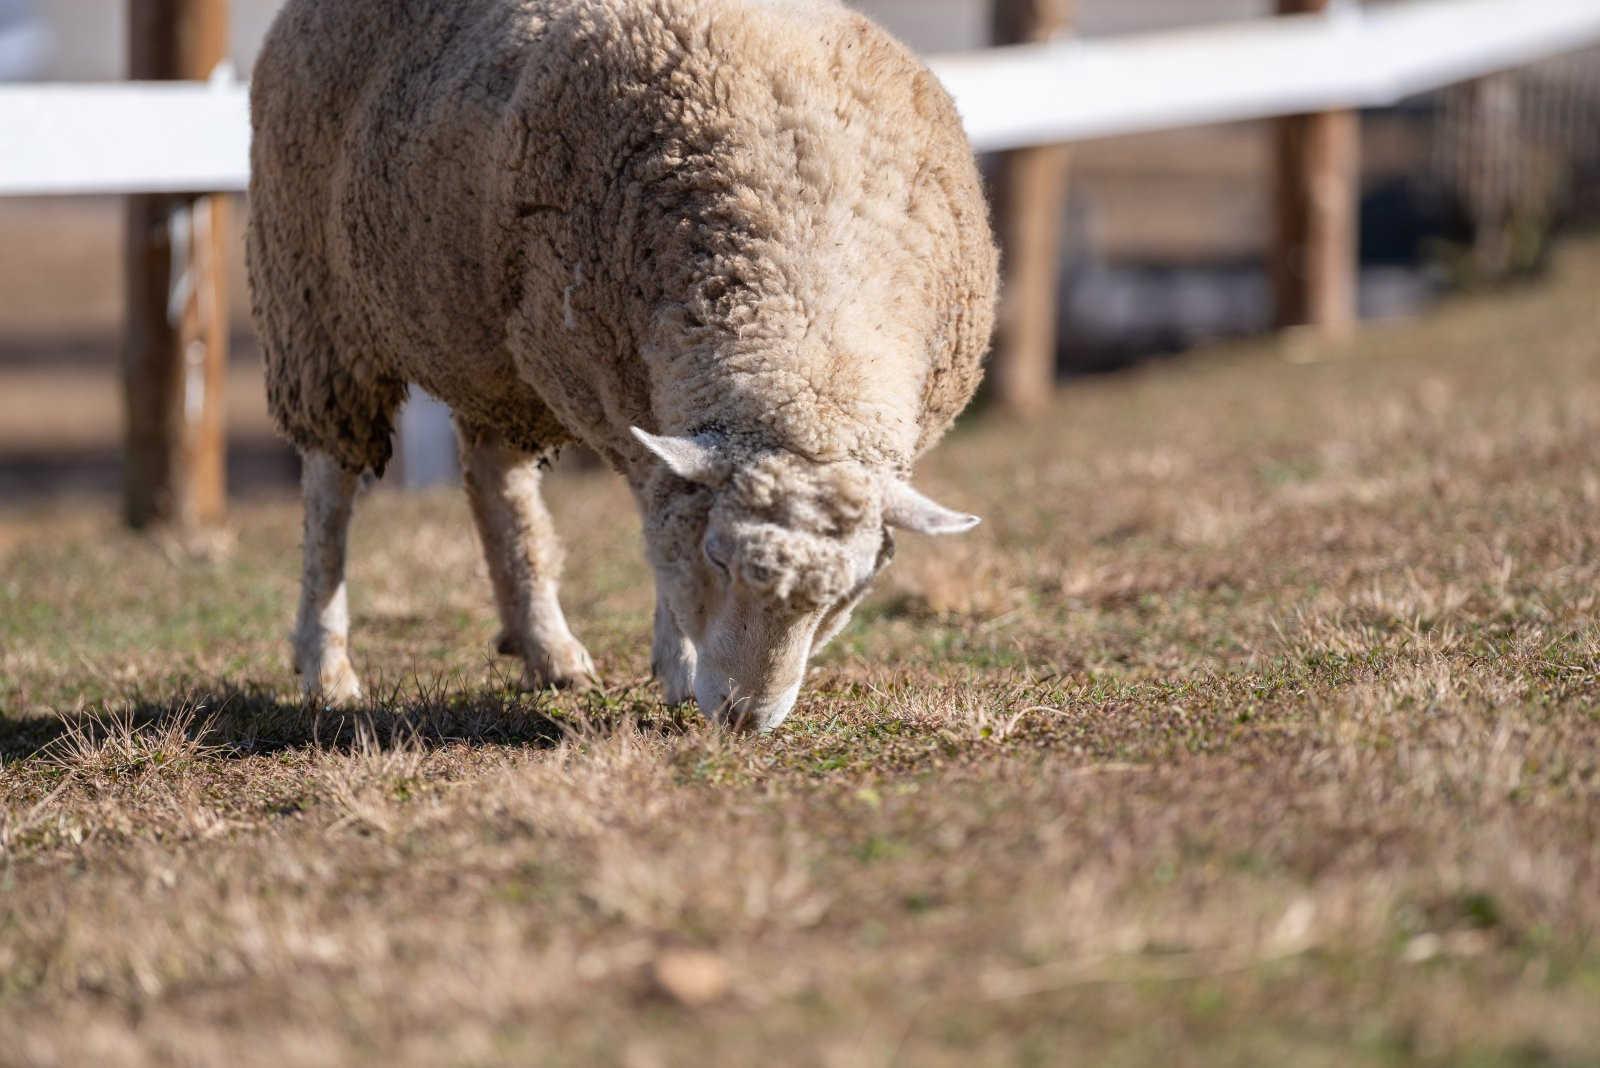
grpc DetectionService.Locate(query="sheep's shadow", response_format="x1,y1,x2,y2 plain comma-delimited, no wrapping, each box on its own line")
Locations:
0,677,697,765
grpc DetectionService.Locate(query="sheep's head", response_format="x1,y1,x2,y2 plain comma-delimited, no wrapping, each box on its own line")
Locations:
633,428,979,733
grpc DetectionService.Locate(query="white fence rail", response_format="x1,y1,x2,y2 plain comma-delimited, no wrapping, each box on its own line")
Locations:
3,0,1600,197
0,69,248,197
940,0,1600,152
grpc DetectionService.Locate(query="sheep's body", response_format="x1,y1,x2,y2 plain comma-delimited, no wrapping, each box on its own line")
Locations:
250,0,994,476
249,0,998,728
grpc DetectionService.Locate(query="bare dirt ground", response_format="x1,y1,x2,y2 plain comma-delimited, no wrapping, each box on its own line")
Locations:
2,238,1599,1066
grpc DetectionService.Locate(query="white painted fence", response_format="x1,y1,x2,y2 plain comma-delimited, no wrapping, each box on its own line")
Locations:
4,0,1600,196
942,0,1600,151
0,65,248,196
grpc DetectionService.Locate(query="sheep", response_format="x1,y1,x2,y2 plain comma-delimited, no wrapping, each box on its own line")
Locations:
248,0,999,732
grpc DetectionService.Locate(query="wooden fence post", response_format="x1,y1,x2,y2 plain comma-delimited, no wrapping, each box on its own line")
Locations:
124,0,230,529
989,0,1073,418
1463,73,1527,278
1272,0,1359,335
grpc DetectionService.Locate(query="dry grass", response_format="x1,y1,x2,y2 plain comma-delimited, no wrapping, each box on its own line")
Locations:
4,239,1600,1067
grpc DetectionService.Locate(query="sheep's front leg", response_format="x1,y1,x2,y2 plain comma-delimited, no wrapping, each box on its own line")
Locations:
458,425,597,691
651,593,697,706
294,451,364,703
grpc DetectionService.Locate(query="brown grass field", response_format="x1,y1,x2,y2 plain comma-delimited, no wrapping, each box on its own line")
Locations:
3,238,1599,1067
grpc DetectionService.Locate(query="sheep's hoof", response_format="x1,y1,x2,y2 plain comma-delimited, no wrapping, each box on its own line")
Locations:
304,655,363,705
494,630,521,658
520,641,599,693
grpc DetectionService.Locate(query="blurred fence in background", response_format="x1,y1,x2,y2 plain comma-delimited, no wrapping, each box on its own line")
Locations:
1431,54,1600,275
2,0,1600,523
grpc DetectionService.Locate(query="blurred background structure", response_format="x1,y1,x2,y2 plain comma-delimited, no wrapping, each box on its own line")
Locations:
2,0,1599,517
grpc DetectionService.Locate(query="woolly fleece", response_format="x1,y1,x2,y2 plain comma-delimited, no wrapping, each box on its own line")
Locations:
247,0,998,482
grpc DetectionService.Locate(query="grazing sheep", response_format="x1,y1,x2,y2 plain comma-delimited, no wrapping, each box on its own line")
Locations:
248,0,998,732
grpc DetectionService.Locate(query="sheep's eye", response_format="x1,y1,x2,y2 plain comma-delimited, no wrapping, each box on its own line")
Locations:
874,529,897,573
704,537,731,578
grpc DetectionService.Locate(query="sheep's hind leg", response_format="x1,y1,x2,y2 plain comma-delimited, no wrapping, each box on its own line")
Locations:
458,424,597,691
652,592,697,705
294,451,363,703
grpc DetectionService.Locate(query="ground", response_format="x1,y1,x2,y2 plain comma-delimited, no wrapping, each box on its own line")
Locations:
2,239,1599,1067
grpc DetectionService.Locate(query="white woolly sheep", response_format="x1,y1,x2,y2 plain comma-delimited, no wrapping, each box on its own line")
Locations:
248,0,999,732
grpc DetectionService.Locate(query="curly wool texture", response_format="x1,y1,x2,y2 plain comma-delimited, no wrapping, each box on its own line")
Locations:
248,0,997,481
711,452,879,606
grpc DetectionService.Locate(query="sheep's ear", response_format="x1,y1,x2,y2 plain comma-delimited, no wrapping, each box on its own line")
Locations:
631,427,723,484
883,480,981,536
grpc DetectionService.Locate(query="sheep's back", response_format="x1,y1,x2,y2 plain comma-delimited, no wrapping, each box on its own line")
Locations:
250,0,996,468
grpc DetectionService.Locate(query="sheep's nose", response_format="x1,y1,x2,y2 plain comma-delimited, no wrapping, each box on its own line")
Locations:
694,674,731,720
696,683,801,736
720,700,763,733
698,688,760,732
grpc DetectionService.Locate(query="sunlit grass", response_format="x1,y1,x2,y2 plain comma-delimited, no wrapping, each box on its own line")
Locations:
2,240,1599,1065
